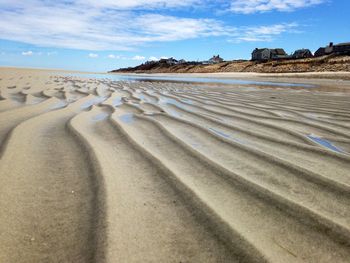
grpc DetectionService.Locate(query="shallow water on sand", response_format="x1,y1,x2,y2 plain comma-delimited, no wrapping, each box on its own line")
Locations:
59,72,315,87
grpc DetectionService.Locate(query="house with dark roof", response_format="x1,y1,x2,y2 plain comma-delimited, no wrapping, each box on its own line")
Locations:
271,49,288,59
205,55,224,64
252,48,270,61
292,49,313,59
331,42,350,55
159,57,178,66
251,48,288,61
314,47,326,57
315,42,350,57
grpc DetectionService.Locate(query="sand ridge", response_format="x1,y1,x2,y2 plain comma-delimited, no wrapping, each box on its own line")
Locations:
0,68,350,262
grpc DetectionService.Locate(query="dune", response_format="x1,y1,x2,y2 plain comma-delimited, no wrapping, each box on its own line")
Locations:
0,67,350,262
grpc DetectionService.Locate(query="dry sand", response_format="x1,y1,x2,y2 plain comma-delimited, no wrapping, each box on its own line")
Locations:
0,67,350,262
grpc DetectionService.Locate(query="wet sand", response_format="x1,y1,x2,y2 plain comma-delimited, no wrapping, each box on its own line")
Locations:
116,72,350,92
1,67,350,262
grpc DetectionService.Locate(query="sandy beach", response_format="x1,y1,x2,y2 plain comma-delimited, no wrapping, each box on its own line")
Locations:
1,67,350,262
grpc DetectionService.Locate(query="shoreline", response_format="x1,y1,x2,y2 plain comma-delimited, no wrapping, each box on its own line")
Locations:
110,71,350,91
2,66,350,92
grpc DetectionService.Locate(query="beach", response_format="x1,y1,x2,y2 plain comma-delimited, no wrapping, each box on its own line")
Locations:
1,67,350,262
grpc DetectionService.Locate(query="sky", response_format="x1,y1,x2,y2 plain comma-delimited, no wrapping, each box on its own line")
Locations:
0,0,349,72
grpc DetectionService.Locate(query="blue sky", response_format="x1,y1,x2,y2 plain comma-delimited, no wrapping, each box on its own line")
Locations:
0,0,348,72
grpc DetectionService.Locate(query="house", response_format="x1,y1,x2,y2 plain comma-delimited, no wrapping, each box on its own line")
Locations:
292,49,313,59
251,48,288,61
314,47,326,57
315,42,350,56
144,60,157,65
331,42,350,55
271,48,288,59
159,57,178,66
206,55,224,64
324,42,334,54
252,48,270,61
177,59,187,64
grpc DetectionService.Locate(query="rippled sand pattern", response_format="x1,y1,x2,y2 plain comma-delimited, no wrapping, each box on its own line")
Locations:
1,69,350,262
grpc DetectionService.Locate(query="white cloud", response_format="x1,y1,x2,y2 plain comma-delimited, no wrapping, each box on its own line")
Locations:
0,1,220,51
108,54,119,59
80,0,202,9
88,53,99,58
132,55,146,60
22,51,33,56
230,23,299,42
229,0,325,14
0,1,311,50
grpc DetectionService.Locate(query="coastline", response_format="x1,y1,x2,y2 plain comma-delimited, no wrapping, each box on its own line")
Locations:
110,71,350,91
112,54,350,76
3,66,350,91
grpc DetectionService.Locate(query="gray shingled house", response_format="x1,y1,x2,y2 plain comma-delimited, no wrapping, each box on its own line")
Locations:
292,49,313,59
159,57,178,66
251,48,270,61
329,42,350,55
252,48,288,61
208,55,224,64
315,42,350,56
314,47,326,57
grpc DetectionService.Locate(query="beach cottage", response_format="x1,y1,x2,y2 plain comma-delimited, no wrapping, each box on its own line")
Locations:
208,55,224,64
159,57,178,66
330,42,350,55
292,49,313,59
252,48,270,61
315,42,350,56
252,48,288,61
314,47,326,57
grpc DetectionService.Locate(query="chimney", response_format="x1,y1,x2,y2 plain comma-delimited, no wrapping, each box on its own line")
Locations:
329,42,334,47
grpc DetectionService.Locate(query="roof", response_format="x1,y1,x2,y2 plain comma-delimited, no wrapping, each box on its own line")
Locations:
294,48,311,52
294,49,311,54
273,48,287,55
253,48,286,54
335,42,350,47
209,55,223,61
159,57,177,62
253,48,268,52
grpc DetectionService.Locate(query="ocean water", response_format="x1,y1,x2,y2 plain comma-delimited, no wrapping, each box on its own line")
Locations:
59,72,314,88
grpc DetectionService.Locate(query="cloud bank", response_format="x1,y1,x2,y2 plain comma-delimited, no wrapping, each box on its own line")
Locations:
229,0,325,14
0,0,323,51
22,51,33,56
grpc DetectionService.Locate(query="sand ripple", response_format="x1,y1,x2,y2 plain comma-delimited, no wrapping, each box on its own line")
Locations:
1,70,350,262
